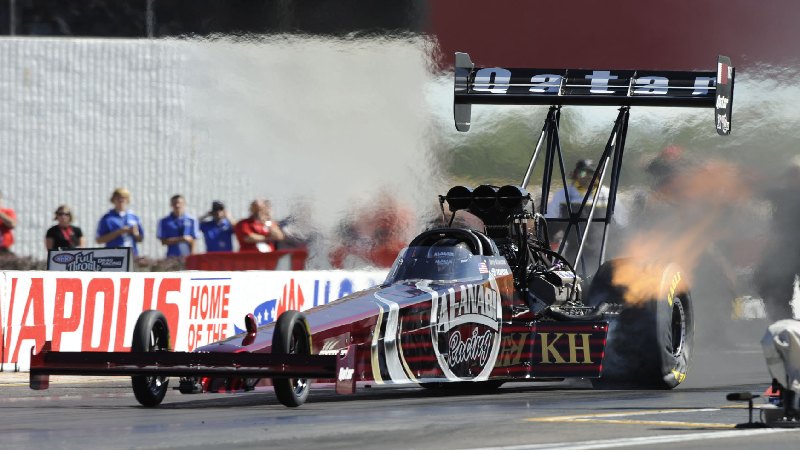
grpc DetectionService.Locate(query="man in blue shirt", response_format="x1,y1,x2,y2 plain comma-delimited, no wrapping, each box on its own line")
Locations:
96,187,144,256
199,200,235,252
157,194,198,257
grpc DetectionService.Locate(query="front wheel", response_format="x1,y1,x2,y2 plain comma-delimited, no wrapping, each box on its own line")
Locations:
272,310,312,407
587,259,694,389
130,310,171,406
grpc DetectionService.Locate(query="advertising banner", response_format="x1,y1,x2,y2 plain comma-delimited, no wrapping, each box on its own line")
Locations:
47,248,132,272
0,270,387,371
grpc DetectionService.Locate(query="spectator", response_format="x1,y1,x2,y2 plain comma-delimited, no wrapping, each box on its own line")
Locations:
276,199,317,251
199,200,235,252
0,190,18,254
544,159,627,275
45,205,85,250
157,194,198,257
96,187,144,255
235,199,285,252
545,159,611,220
329,193,413,269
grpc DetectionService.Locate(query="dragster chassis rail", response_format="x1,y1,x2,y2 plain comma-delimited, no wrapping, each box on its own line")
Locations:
29,342,357,394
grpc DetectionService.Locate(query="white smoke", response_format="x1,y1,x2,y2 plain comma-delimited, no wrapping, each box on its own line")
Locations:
182,35,445,267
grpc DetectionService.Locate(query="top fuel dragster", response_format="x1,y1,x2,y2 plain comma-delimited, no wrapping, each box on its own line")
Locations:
29,52,734,407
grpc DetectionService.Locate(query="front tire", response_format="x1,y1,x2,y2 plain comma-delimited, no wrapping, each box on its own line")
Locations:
588,259,694,389
272,310,312,407
130,310,171,406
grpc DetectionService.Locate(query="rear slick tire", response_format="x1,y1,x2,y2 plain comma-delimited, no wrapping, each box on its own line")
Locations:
130,310,171,406
588,260,694,390
272,310,312,407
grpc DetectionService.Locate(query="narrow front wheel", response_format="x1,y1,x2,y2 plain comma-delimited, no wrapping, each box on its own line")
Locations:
130,310,171,406
272,310,312,407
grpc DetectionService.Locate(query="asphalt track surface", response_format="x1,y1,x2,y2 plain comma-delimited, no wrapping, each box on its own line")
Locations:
2,328,798,450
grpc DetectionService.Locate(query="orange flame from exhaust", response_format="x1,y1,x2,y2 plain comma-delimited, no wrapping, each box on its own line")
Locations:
612,160,752,304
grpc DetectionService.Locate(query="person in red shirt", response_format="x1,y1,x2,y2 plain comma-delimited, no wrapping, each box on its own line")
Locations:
0,190,17,254
235,199,285,252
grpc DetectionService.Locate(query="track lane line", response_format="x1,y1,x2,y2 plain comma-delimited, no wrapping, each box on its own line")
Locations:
525,407,721,422
525,407,732,429
465,428,796,450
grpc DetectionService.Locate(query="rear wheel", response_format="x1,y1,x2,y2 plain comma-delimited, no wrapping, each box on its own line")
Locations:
131,310,171,406
272,310,312,407
587,259,694,389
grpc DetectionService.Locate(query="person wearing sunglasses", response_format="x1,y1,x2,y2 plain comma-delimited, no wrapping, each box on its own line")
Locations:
46,205,85,250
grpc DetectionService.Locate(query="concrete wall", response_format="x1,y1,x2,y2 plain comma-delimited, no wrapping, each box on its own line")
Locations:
0,38,252,259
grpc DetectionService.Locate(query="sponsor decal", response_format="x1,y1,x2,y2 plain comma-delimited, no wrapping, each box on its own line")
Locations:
430,281,502,380
62,252,126,271
586,70,618,94
51,253,75,264
471,68,717,98
319,335,349,356
667,272,682,307
48,248,131,272
448,328,493,366
338,367,354,381
473,67,512,93
497,332,529,367
716,111,730,134
538,332,593,364
671,368,687,383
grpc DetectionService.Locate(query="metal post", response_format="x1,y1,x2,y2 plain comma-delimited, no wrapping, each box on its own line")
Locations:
539,107,558,215
574,147,612,269
599,107,629,263
9,0,16,36
145,0,155,38
521,114,550,191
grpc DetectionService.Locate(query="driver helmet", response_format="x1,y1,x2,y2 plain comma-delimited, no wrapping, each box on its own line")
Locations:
427,239,473,277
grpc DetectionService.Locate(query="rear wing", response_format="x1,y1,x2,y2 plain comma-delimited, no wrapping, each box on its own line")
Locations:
454,52,734,136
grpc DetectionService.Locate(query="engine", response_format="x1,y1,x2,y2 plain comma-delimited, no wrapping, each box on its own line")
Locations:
441,184,583,314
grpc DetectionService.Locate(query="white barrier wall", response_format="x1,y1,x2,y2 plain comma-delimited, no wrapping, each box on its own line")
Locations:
0,37,439,263
0,38,253,260
0,270,388,371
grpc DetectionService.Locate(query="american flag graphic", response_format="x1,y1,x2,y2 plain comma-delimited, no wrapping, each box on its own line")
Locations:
479,261,489,274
